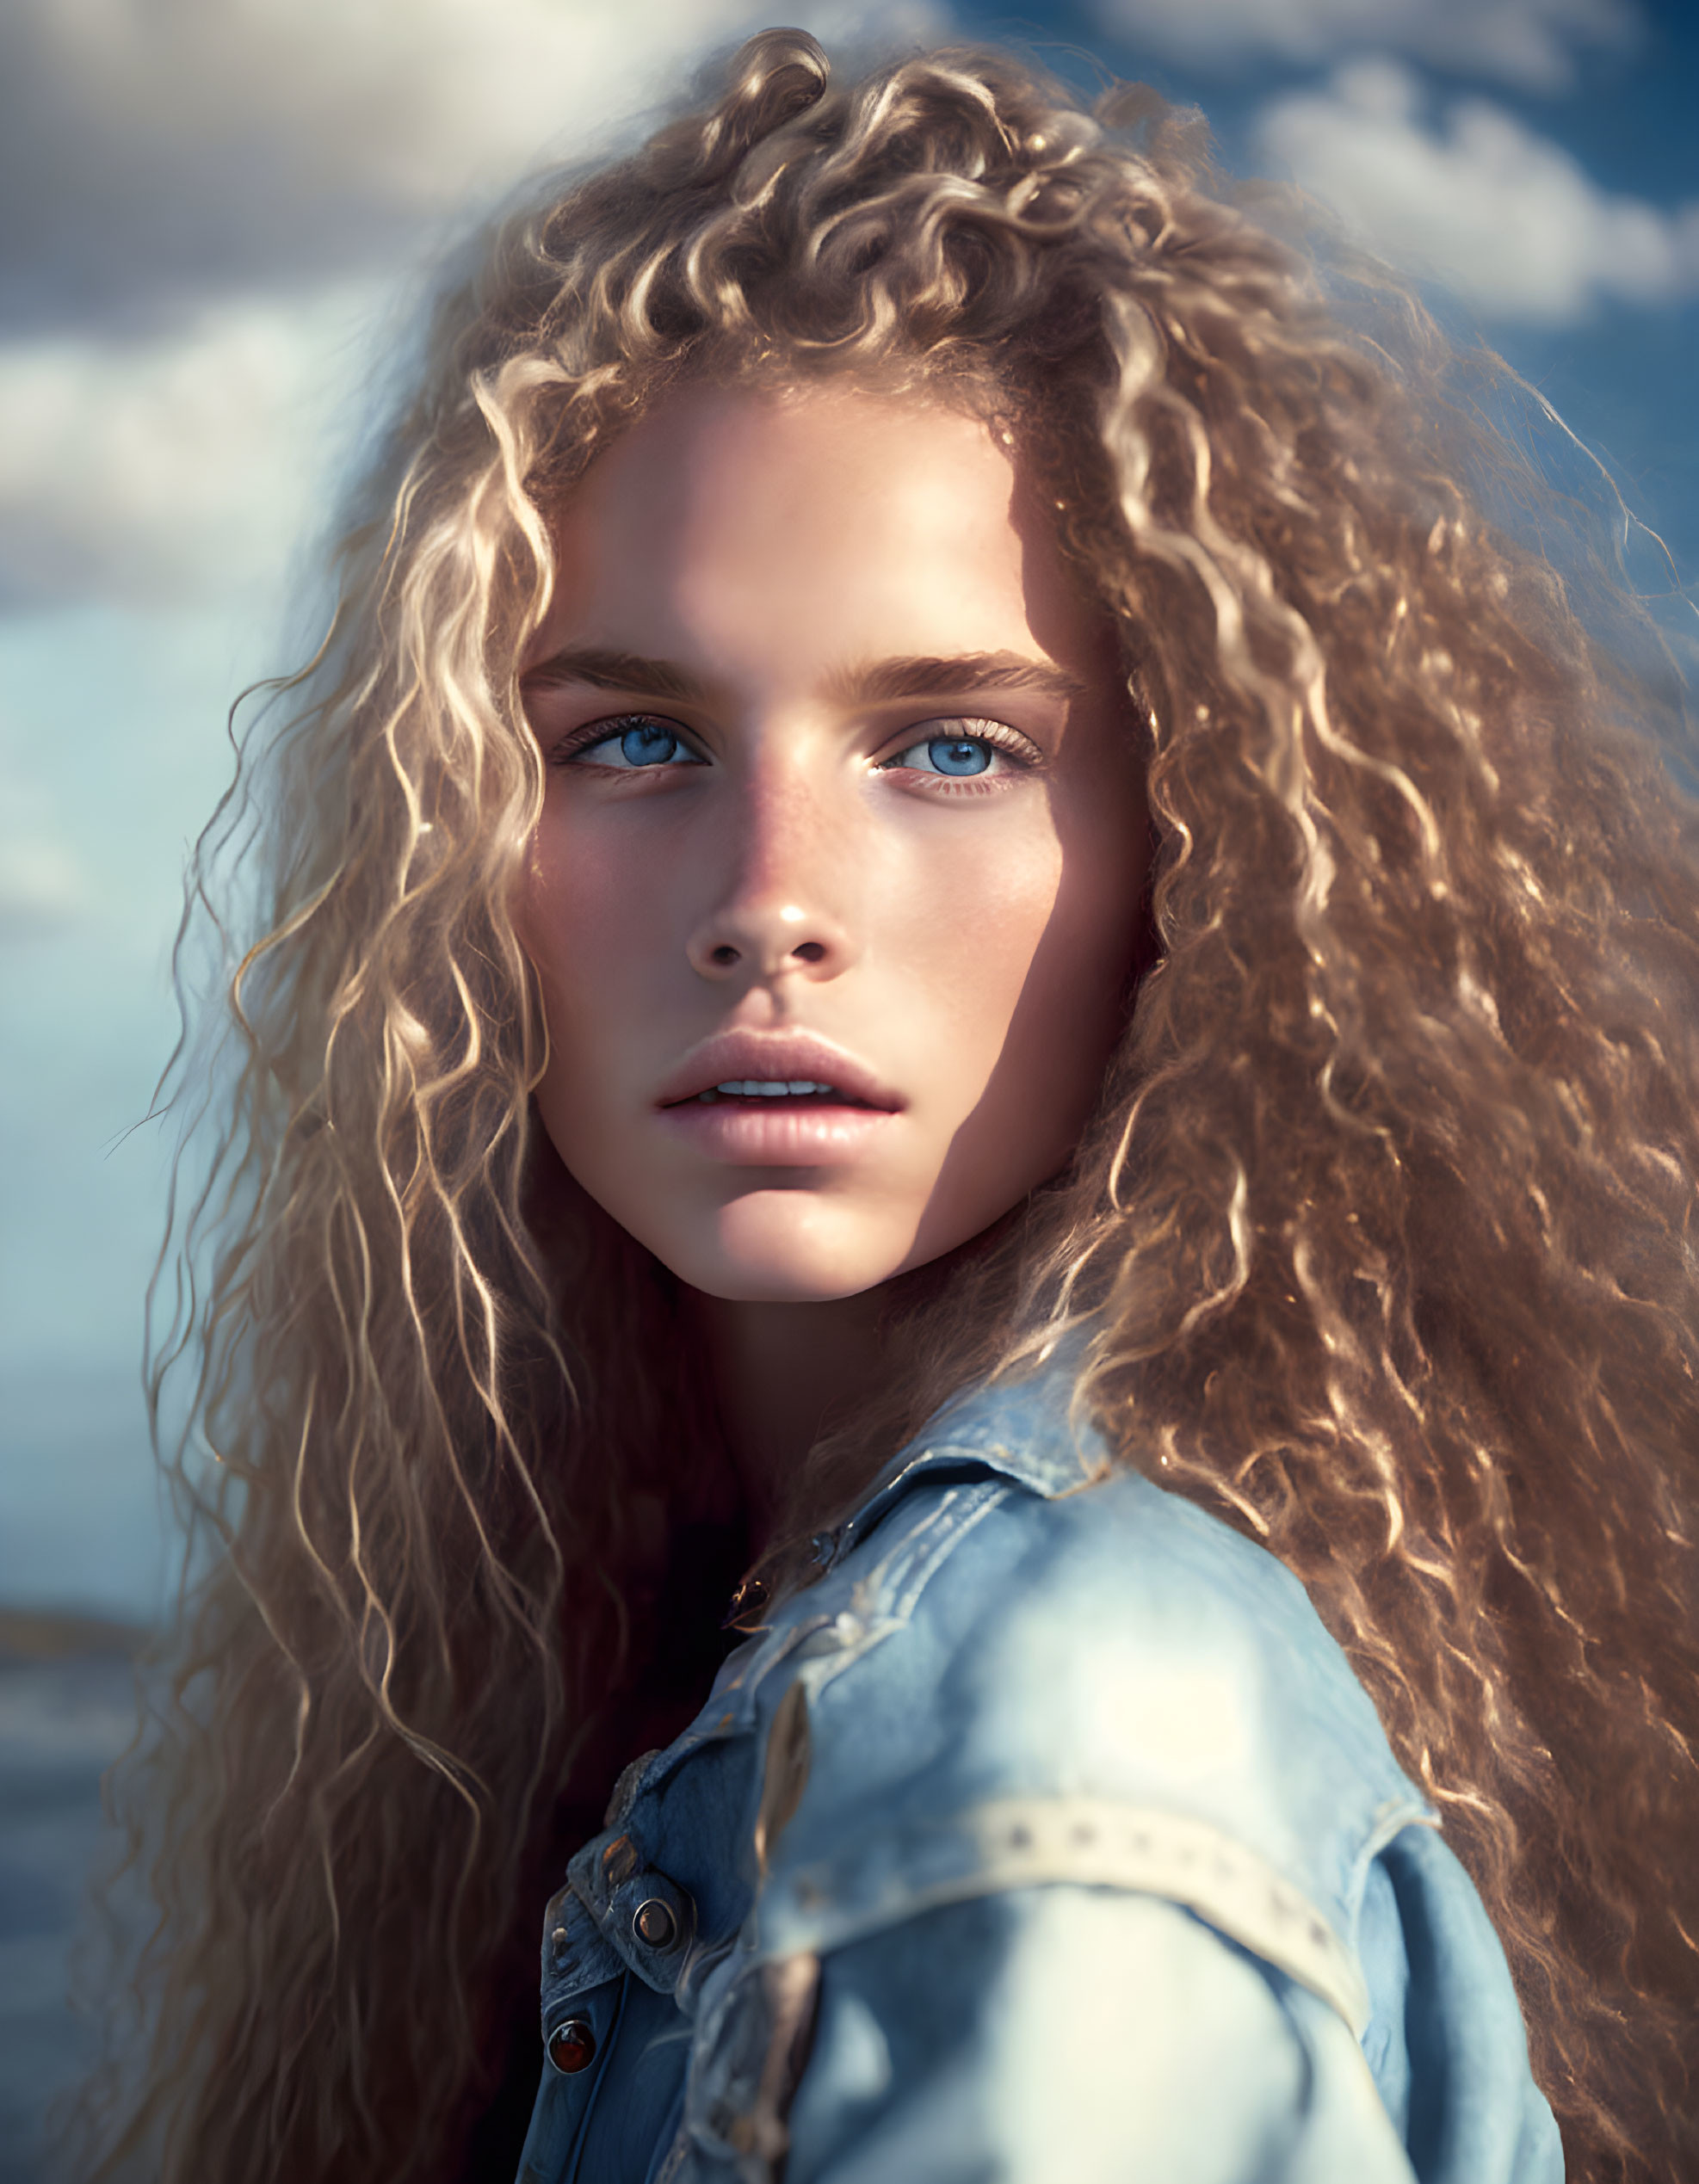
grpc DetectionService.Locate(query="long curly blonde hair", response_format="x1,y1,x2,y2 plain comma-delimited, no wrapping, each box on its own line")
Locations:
74,30,1698,2184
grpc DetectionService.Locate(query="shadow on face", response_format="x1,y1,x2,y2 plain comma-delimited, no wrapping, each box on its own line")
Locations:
516,378,1151,1305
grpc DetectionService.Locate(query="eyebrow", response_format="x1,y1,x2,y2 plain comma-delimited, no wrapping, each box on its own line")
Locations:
520,647,703,700
827,651,1088,706
520,645,1087,706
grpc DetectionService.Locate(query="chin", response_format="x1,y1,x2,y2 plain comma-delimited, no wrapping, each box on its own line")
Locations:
660,1195,907,1305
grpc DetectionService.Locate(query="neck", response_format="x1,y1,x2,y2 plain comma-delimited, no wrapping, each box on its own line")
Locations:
687,1288,887,1552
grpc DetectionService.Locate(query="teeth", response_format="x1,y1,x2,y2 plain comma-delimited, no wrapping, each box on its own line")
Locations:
696,1079,838,1101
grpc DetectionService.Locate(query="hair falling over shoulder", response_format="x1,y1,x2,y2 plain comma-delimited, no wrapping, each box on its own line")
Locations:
69,28,1698,2184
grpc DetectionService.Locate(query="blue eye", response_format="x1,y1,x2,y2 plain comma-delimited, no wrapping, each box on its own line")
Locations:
618,723,683,766
892,736,997,777
570,719,701,769
928,737,992,775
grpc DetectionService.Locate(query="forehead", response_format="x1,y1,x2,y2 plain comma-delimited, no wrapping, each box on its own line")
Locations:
538,380,1097,682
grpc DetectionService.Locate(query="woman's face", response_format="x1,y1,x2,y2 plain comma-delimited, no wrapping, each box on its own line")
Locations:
517,381,1148,1303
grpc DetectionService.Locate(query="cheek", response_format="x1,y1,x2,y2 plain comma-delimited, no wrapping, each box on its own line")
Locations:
522,823,606,964
522,818,661,998
516,822,671,1125
890,787,1140,1076
953,788,1145,1147
888,821,1068,1055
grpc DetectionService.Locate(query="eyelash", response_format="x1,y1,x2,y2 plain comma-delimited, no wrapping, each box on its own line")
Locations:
548,714,703,768
547,713,1045,780
875,718,1042,782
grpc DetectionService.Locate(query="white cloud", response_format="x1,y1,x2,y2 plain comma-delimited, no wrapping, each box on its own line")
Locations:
1091,0,1635,92
0,286,384,607
15,0,745,219
0,0,948,608
1256,59,1699,323
0,0,946,334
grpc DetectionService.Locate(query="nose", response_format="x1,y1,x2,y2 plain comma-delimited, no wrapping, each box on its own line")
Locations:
684,766,860,983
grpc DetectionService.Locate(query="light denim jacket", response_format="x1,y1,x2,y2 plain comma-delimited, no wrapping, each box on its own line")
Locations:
516,1357,1563,2183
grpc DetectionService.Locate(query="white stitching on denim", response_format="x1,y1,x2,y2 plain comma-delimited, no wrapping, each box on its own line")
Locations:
763,1795,1397,2038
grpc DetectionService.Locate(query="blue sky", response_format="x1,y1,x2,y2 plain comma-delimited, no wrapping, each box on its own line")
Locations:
1,0,1693,1620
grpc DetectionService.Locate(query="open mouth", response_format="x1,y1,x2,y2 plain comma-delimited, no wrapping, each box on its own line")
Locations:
655,1051,897,1163
681,1079,876,1107
654,1036,901,1119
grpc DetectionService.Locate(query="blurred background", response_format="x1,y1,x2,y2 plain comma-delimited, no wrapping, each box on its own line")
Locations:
0,0,1693,2172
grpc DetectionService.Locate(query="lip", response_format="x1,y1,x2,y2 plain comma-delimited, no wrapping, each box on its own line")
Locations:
654,1029,903,1169
653,1031,904,1114
659,1099,894,1166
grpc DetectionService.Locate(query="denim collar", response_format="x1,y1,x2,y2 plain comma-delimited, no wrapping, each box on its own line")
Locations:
821,1332,1107,1571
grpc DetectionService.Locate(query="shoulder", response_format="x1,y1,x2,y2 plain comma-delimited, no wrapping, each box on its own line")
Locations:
814,1357,1421,1857
927,1461,1399,1779
760,1461,1429,2033
828,1463,1424,1885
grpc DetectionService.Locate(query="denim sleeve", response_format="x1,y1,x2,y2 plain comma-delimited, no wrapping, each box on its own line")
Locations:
773,1835,1562,2184
652,1466,1566,2184
1368,1826,1566,2183
783,1885,1417,2184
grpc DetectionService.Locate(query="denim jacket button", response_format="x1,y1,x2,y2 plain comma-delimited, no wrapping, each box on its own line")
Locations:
601,1835,639,1888
546,2017,597,2075
633,1897,680,1950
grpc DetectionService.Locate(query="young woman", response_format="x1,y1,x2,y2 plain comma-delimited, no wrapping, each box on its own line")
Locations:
80,29,1698,2184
